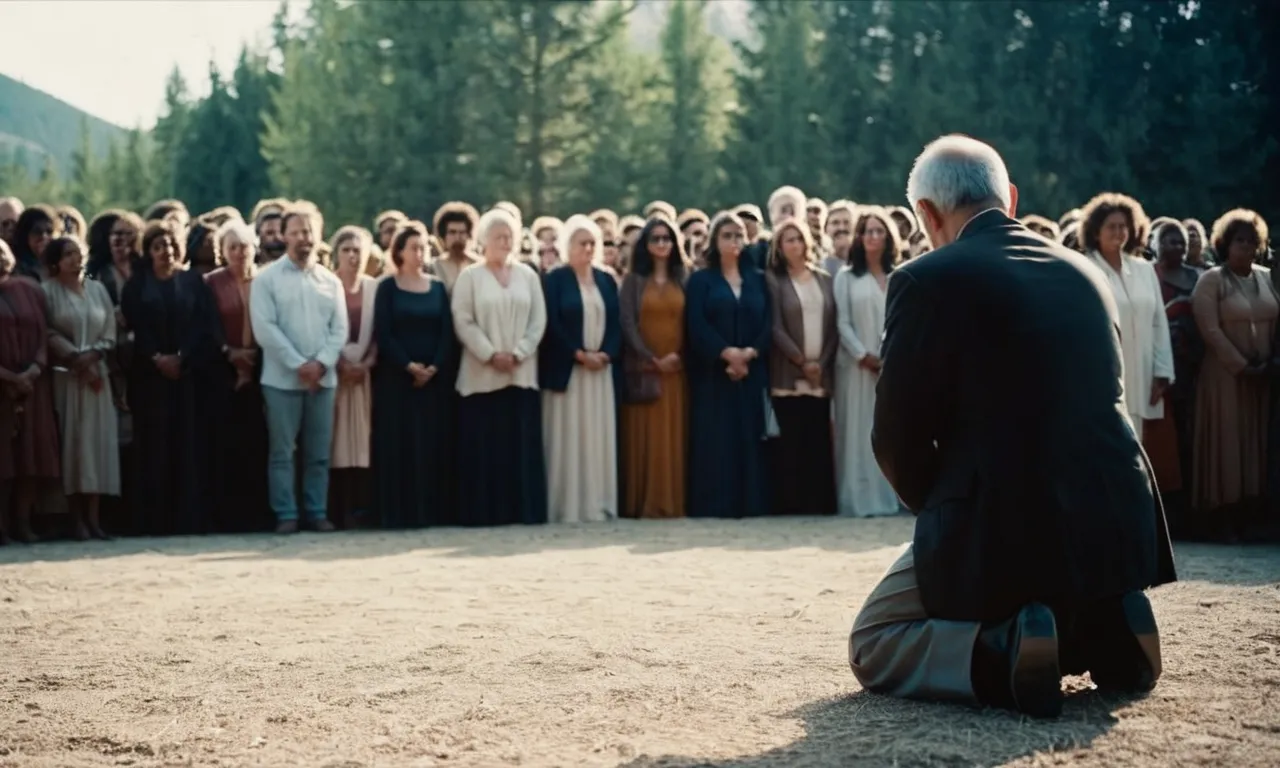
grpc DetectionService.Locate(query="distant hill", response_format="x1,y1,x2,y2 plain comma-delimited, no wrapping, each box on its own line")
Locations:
0,73,124,173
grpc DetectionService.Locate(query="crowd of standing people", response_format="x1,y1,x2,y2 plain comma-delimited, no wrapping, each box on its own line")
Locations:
0,185,1275,544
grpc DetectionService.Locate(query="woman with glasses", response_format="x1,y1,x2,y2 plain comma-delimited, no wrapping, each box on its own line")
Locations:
619,216,690,518
684,211,771,518
833,206,902,518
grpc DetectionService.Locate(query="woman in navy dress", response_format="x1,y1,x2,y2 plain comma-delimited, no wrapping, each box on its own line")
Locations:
685,211,772,518
371,221,458,528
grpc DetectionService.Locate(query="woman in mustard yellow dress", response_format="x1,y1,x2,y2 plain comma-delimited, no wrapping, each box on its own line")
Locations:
619,216,689,518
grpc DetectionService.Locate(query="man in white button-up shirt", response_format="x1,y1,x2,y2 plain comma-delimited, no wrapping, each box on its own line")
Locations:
250,208,348,534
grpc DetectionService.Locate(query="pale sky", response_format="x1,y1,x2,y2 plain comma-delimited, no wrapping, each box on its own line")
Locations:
0,0,287,129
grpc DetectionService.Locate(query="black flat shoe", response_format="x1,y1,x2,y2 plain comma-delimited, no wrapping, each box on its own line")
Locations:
972,602,1063,718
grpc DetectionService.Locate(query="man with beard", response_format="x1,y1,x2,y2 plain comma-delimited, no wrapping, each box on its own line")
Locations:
429,201,480,293
255,210,287,264
250,207,348,534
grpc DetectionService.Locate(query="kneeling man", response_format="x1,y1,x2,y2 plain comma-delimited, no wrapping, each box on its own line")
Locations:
849,135,1177,718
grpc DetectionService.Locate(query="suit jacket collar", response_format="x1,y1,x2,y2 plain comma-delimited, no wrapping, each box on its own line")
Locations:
955,208,1014,243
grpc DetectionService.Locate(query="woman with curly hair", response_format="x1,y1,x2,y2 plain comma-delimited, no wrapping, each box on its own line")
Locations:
1081,193,1173,441
41,236,119,539
1190,209,1278,540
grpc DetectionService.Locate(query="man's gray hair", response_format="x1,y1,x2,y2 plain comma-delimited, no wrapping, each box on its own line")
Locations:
906,135,1011,215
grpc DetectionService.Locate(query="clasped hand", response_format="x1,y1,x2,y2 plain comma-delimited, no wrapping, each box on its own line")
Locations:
721,347,755,382
405,362,437,387
575,350,609,371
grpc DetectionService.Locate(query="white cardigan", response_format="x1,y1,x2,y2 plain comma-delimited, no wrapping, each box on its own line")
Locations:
1089,251,1175,421
451,260,546,397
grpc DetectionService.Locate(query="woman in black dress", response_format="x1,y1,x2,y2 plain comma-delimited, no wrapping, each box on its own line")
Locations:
372,221,458,528
120,222,220,536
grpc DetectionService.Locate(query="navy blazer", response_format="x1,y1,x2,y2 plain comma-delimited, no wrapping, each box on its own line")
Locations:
537,264,623,393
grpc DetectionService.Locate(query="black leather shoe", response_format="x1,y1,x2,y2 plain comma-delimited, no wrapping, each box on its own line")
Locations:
1078,591,1161,693
972,602,1063,718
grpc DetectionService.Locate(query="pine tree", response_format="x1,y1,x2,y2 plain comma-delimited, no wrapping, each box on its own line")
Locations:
654,0,736,209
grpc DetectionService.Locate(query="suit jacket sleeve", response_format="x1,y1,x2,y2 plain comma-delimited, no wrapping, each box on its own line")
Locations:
871,269,950,511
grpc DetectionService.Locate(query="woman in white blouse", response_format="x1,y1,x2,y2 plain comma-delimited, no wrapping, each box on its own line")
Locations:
451,207,549,526
833,207,901,518
1080,193,1174,440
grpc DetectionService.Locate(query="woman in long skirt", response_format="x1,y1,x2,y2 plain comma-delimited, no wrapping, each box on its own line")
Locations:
372,221,457,528
685,211,771,519
619,216,689,519
204,220,270,532
833,207,901,518
764,218,838,516
539,215,621,523
451,208,548,526
329,226,379,528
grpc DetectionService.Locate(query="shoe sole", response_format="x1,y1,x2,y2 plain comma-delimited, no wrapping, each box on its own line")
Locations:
1093,592,1161,692
1011,603,1064,718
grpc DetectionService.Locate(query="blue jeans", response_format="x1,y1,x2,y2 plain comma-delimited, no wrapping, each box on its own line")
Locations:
262,385,336,523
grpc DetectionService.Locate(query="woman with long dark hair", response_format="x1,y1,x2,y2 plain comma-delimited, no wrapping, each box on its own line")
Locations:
833,206,901,517
619,216,690,518
120,222,220,535
10,205,61,282
684,211,771,518
372,221,458,528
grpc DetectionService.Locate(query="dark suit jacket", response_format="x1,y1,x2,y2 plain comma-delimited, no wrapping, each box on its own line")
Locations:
537,264,622,394
765,267,838,393
872,210,1177,622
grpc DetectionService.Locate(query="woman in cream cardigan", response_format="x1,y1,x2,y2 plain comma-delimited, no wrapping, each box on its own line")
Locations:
452,207,548,526
1079,193,1175,440
328,225,379,529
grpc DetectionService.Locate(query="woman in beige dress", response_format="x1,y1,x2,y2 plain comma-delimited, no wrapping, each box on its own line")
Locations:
329,226,379,529
42,237,119,539
539,215,621,523
1191,209,1279,540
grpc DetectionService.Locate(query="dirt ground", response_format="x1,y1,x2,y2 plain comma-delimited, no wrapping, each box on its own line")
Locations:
0,516,1276,767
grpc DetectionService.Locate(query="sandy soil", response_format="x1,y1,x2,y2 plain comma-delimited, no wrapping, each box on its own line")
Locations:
0,516,1277,767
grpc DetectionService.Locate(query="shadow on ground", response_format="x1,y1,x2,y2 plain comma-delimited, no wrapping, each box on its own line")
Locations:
621,688,1144,768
